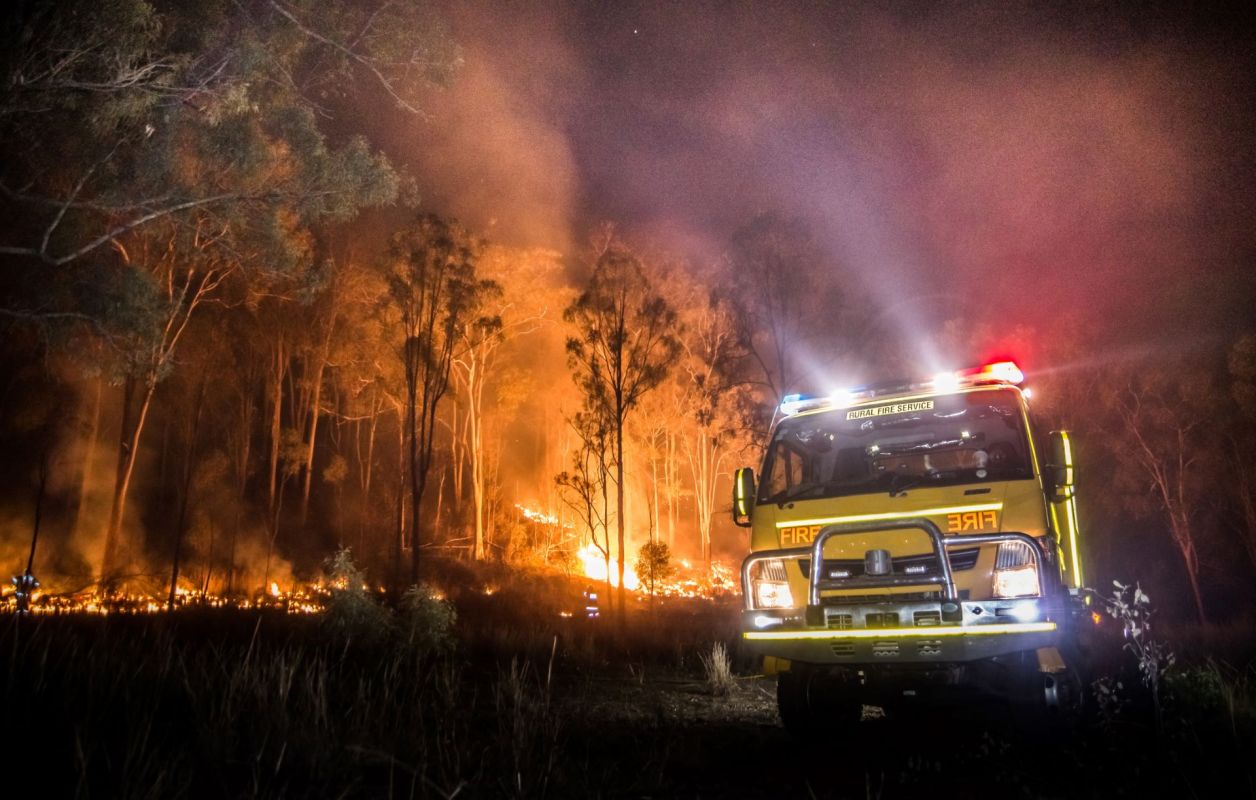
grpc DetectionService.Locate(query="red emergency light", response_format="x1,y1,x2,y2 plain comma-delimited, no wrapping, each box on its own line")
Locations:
960,360,1025,385
932,360,1025,391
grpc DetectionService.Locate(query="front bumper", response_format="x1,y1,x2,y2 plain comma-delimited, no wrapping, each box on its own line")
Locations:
742,600,1060,664
741,518,1064,665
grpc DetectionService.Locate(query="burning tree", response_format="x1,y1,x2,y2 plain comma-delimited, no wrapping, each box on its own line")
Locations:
564,236,680,614
557,406,616,605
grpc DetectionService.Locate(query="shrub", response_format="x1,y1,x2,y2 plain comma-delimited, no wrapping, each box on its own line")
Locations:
321,547,391,644
400,582,458,652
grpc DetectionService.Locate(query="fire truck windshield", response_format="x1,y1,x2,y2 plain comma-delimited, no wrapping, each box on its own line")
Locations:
759,389,1033,504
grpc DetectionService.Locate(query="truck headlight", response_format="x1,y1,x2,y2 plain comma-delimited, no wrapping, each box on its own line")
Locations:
993,565,1040,599
749,559,796,609
992,541,1041,599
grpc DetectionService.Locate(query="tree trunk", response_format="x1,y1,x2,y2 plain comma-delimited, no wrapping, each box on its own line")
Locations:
102,375,157,586
70,376,103,543
229,381,254,597
299,356,326,525
168,380,206,611
615,418,626,616
202,520,215,597
1171,513,1207,623
408,378,420,584
650,440,660,545
299,326,334,525
268,341,286,514
469,359,486,560
393,415,405,595
666,429,677,549
451,400,464,508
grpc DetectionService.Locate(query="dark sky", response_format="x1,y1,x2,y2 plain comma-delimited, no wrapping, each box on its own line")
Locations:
389,1,1256,358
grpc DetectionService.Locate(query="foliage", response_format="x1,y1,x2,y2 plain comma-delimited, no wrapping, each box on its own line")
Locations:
635,540,674,597
1099,580,1177,730
399,582,458,652
0,0,453,271
321,546,390,643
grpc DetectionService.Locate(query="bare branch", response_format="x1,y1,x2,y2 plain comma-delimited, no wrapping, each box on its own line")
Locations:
266,0,428,118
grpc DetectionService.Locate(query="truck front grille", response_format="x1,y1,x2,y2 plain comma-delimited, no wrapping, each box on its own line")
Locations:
820,590,968,605
800,547,981,580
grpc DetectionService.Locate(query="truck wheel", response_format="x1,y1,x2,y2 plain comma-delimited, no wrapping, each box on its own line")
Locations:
1010,664,1085,740
777,665,861,738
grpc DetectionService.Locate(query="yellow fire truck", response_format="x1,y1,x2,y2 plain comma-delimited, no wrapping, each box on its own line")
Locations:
733,361,1088,732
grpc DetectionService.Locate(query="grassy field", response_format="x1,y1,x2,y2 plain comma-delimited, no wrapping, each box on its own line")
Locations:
3,569,1255,798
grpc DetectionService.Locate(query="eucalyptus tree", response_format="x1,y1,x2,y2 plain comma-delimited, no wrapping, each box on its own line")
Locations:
0,0,459,587
453,246,560,559
565,241,680,613
387,215,496,586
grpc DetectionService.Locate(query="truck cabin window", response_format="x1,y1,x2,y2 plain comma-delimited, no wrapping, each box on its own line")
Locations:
760,389,1033,504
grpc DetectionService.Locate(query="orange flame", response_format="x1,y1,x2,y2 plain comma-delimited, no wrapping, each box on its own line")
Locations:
576,542,640,590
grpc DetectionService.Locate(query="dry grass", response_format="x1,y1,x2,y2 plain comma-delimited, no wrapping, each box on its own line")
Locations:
700,641,737,696
3,575,1255,798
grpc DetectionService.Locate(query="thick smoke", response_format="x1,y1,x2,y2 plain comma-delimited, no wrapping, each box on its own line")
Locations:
364,1,1255,561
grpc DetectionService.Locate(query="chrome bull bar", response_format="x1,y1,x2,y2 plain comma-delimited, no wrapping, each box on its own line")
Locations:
741,518,1049,611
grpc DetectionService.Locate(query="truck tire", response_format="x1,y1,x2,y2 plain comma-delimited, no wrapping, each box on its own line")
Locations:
777,665,861,738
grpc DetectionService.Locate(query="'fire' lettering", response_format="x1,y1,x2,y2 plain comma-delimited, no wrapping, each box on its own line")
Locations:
947,511,999,532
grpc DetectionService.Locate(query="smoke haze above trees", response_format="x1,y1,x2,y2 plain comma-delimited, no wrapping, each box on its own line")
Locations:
2,0,1256,623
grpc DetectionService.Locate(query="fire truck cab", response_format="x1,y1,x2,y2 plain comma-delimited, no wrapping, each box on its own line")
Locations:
733,362,1088,732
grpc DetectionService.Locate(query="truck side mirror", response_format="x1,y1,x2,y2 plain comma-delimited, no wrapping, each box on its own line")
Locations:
1048,430,1075,494
733,467,755,527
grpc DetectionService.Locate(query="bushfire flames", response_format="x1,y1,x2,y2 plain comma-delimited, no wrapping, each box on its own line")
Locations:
2,503,737,614
0,582,327,616
577,542,641,591
513,503,737,599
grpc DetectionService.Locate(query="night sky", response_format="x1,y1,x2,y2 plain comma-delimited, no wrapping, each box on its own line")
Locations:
386,1,1256,361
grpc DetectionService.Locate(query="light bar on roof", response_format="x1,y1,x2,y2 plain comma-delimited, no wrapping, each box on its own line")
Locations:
777,361,1024,417
778,389,865,417
968,361,1025,385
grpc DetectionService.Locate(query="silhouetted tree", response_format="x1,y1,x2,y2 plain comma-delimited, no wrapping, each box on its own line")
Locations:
635,540,673,603
565,239,680,613
388,215,494,587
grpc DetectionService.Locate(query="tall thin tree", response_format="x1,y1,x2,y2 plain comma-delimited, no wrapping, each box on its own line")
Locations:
387,215,493,586
565,241,680,614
